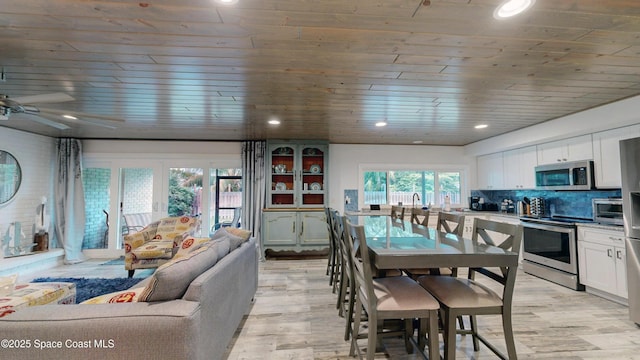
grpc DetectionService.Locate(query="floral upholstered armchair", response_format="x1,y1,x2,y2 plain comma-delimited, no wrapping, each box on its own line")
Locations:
124,216,200,277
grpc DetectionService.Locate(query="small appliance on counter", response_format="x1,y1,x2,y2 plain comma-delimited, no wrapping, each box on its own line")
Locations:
500,199,515,213
469,196,499,211
592,198,623,226
470,196,483,210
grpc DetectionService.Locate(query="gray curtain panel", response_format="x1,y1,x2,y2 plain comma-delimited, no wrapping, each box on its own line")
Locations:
54,138,87,264
241,141,266,258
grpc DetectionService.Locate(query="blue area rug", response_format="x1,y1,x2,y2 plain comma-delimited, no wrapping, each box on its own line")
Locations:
31,277,144,303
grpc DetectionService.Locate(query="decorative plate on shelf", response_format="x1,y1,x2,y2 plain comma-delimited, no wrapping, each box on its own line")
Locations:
274,164,287,173
309,164,321,173
275,182,287,191
310,182,321,191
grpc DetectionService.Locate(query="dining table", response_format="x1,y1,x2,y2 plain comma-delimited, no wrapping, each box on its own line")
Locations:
351,215,519,273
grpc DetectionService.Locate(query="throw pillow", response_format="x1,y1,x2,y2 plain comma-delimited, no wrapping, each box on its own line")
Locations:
211,227,251,251
81,287,146,304
174,236,211,259
139,245,219,302
225,227,252,241
208,237,231,260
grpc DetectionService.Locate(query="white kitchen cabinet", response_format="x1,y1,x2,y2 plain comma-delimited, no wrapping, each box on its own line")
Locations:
477,152,504,189
537,134,593,165
262,210,328,255
577,226,627,303
503,146,537,189
592,125,640,188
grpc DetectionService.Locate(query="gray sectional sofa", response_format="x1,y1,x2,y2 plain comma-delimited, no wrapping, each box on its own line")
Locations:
0,237,259,360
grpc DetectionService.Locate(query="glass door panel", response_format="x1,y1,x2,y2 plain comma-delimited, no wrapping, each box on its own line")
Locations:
168,168,204,217
82,167,111,249
119,167,155,248
301,146,325,206
210,168,242,231
270,146,295,207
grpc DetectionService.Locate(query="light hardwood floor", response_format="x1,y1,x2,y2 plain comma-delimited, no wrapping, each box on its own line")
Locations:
20,257,640,359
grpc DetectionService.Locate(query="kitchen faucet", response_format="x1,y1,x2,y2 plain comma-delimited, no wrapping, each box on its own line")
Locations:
412,193,420,208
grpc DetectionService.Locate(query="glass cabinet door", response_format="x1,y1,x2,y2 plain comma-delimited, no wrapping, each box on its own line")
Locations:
269,145,296,207
300,146,325,207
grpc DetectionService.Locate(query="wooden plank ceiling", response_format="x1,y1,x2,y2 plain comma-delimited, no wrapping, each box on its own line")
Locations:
1,0,640,145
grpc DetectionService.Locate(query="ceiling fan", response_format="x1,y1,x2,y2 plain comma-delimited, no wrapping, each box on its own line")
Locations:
0,92,124,130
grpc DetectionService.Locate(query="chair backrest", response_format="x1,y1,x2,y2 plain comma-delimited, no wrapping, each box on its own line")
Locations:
390,205,405,221
470,217,523,306
410,208,430,226
122,212,153,234
324,207,334,236
331,211,351,276
230,207,242,227
436,211,465,236
343,216,377,310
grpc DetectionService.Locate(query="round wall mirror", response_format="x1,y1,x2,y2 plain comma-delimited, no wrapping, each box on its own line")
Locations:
0,150,22,204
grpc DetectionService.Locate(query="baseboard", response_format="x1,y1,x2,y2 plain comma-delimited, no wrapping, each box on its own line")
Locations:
585,286,629,306
0,249,64,279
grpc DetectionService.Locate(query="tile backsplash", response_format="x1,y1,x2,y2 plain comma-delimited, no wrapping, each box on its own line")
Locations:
471,189,621,219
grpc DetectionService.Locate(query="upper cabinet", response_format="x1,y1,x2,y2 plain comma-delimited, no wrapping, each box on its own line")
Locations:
537,134,593,165
592,125,640,188
503,146,537,189
476,152,504,190
267,141,328,208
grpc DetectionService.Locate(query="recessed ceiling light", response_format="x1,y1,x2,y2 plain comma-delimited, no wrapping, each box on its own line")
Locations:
375,121,387,127
475,124,488,129
62,114,77,120
268,118,280,125
494,0,535,19
412,140,423,144
214,0,238,5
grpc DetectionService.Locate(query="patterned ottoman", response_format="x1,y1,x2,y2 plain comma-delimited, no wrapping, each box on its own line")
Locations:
0,282,76,317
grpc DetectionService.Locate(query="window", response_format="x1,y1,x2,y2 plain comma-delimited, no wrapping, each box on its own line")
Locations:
363,170,463,207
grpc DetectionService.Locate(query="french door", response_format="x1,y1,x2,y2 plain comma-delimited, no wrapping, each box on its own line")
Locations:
83,159,241,257
83,160,163,258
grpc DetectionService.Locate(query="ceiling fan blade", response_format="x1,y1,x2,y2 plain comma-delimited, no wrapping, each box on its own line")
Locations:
12,93,75,105
38,108,125,123
21,112,71,130
25,109,119,129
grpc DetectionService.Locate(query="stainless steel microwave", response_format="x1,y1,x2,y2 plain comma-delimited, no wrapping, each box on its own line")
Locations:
535,160,594,190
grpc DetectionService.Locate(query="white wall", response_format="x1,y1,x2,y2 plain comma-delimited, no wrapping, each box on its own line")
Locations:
0,128,56,252
328,144,475,212
83,140,241,161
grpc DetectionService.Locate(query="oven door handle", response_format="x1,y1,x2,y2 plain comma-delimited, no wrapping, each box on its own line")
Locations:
522,222,575,234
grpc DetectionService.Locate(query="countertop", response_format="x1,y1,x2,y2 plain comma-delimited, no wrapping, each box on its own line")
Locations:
575,222,624,232
458,210,625,231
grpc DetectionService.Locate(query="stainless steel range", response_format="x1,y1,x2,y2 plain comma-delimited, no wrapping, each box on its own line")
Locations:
520,216,591,291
